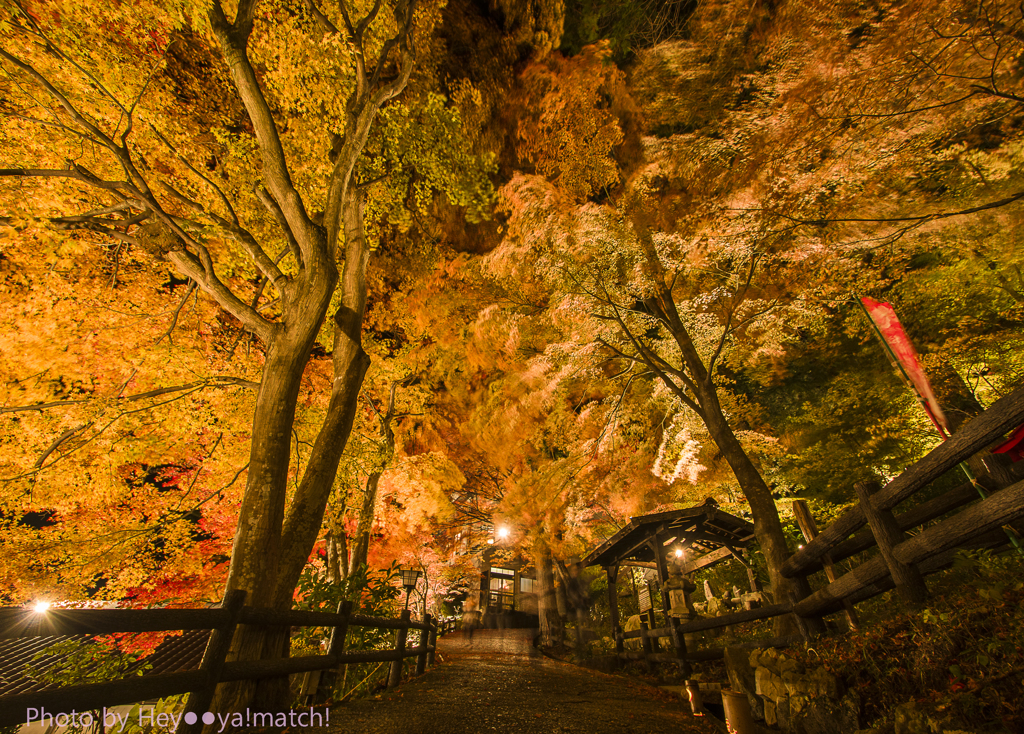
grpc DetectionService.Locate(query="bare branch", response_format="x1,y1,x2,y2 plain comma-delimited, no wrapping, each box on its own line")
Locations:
159,179,287,288
0,50,119,153
0,376,259,415
600,289,704,417
166,246,276,342
208,1,322,263
706,254,758,379
155,280,198,345
150,124,240,227
304,0,339,34
33,423,90,471
758,188,1024,227
257,187,304,269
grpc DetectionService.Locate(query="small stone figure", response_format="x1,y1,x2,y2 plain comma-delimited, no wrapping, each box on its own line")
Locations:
663,565,697,620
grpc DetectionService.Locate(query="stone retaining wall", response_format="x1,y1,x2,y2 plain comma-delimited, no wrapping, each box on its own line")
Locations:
724,646,860,734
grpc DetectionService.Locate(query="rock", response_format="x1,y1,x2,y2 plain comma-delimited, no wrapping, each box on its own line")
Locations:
778,655,804,675
790,690,861,734
792,667,839,699
757,647,782,671
724,645,764,720
764,698,778,727
894,701,930,734
776,697,793,731
755,667,786,702
783,669,803,697
790,693,810,715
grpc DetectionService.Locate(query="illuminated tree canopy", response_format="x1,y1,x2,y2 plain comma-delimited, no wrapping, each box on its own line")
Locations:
2,0,1023,716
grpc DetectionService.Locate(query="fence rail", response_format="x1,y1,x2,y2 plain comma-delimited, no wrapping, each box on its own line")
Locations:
0,596,450,730
613,386,1024,671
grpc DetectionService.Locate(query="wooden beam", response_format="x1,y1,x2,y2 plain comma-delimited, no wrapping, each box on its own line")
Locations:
783,386,1024,578
894,478,1024,566
675,603,792,634
794,479,1024,617
792,500,858,630
855,481,928,604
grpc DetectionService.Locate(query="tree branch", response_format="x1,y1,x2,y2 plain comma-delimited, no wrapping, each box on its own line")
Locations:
0,376,260,415
208,0,322,265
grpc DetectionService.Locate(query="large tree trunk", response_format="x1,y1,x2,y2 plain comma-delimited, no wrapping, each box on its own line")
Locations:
350,472,384,572
349,381,399,573
619,212,815,637
697,388,815,634
535,541,562,647
209,321,335,715
181,0,416,725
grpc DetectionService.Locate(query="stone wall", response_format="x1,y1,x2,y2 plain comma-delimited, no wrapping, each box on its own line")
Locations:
725,646,861,734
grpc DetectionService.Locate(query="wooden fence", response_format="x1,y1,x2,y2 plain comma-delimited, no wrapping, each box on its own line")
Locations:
0,597,455,730
614,386,1024,671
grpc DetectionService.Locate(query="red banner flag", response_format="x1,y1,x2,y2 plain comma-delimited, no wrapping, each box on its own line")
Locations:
861,297,949,437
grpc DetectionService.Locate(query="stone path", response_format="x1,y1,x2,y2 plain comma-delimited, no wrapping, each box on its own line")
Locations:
292,631,720,734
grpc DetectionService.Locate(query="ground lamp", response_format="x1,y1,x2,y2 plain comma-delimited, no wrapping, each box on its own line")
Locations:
400,567,423,611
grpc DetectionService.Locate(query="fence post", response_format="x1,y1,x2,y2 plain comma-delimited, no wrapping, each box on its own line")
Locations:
639,620,654,674
668,615,691,679
312,599,352,704
792,500,860,631
855,480,928,604
416,614,431,676
176,589,246,734
427,617,438,668
388,609,411,688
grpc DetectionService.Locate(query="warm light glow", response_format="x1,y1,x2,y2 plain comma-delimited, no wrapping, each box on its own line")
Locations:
798,544,804,549
33,602,50,613
674,549,684,558
486,539,494,545
496,526,510,540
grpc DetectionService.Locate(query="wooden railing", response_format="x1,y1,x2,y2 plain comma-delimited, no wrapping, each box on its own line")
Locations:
0,595,446,730
614,386,1024,670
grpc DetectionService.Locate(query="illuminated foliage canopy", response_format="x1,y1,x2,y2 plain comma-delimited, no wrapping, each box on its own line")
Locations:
1,0,1023,698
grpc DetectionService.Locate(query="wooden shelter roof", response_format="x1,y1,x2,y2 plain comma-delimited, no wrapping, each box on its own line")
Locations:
581,499,756,569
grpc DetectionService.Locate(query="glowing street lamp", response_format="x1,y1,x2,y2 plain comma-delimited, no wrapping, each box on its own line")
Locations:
400,568,422,611
496,525,510,541
33,602,50,614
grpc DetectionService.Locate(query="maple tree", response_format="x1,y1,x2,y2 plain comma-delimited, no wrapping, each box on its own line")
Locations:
2,0,1024,715
0,0,469,715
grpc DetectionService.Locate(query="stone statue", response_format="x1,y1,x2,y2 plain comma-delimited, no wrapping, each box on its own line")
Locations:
662,564,697,620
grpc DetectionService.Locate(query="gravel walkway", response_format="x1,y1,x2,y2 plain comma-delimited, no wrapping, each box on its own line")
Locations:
296,648,720,734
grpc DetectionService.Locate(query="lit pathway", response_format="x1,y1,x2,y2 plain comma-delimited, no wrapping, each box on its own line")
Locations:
294,631,719,734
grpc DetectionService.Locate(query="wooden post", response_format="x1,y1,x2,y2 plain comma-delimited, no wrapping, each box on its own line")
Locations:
427,618,438,668
606,565,623,657
650,540,671,621
312,599,352,704
792,500,859,631
388,609,411,688
854,480,928,604
745,566,761,594
981,454,1024,553
639,620,654,673
415,614,431,676
176,589,246,734
668,615,691,679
